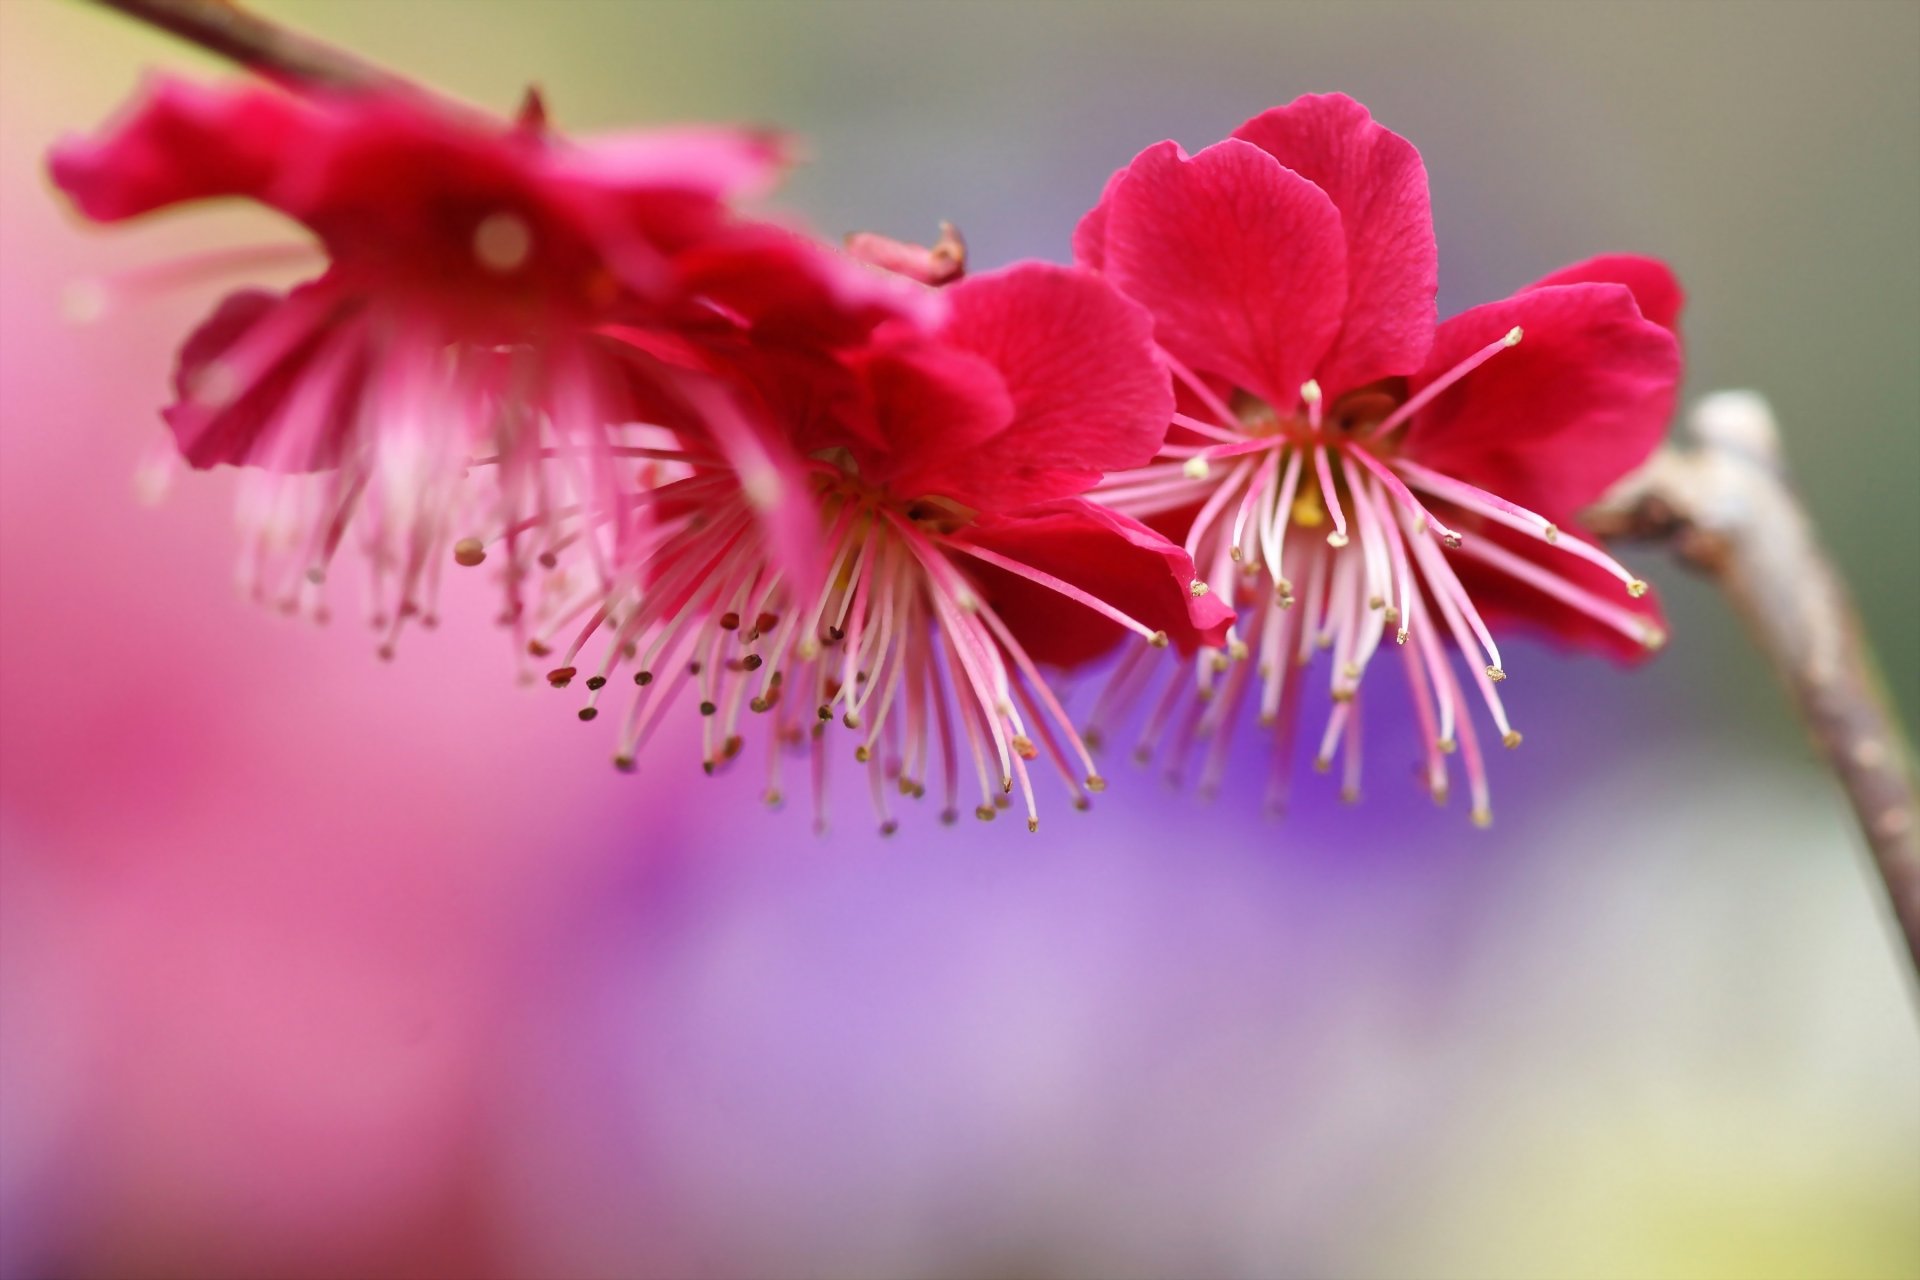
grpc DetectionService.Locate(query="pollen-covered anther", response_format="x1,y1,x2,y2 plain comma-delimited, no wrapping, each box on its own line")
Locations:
1228,637,1250,661
1313,755,1333,773
1502,730,1523,748
612,754,635,773
1543,524,1560,544
1627,578,1649,598
527,639,553,658
1438,736,1458,755
1442,532,1463,549
854,744,871,763
974,803,996,822
1026,817,1039,833
1642,626,1668,650
1148,630,1170,648
546,666,576,688
1182,456,1212,480
1190,579,1210,597
1085,773,1107,793
1472,806,1494,828
1331,687,1355,704
1340,786,1360,805
1300,379,1323,406
764,789,783,808
1011,735,1039,760
1485,665,1507,683
452,538,487,567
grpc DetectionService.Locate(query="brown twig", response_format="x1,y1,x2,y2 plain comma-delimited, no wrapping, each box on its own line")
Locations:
86,0,414,95
1587,391,1920,980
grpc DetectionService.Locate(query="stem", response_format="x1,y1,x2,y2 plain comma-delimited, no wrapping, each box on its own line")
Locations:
1588,391,1920,982
85,0,415,95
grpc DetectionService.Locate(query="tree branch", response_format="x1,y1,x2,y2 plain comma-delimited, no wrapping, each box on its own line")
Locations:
85,0,415,95
1587,391,1920,980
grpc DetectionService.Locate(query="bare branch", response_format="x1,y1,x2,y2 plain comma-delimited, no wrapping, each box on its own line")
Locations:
1588,392,1920,980
85,0,415,96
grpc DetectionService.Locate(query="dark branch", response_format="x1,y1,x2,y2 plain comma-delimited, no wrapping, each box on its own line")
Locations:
1588,392,1920,982
86,0,414,95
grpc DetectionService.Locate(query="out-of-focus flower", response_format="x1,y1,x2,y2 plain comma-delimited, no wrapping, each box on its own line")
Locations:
535,261,1230,832
47,76,916,657
1074,93,1681,822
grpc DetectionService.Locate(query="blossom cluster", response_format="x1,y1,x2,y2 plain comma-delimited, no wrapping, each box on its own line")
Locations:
49,77,1680,832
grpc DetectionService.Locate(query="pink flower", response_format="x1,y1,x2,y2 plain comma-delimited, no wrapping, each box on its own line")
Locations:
47,76,908,655
1075,94,1682,822
534,261,1230,832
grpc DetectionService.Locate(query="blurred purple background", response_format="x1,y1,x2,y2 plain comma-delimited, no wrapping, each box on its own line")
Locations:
2,2,1916,1277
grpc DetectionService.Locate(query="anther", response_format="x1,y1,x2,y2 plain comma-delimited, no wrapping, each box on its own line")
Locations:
1026,818,1039,833
1503,326,1524,347
742,654,764,671
1502,730,1523,748
1300,379,1323,406
1627,579,1649,598
880,820,899,837
1442,533,1462,549
453,538,486,567
842,712,862,730
1485,665,1507,683
941,808,959,826
1085,774,1107,793
1340,786,1360,804
699,700,717,716
578,707,597,722
1543,524,1559,544
1313,755,1332,773
1326,531,1349,548
546,667,577,688
1148,630,1170,648
585,675,606,691
527,639,553,658
719,611,741,630
635,670,653,686
1190,579,1210,597
1472,806,1493,828
855,745,871,763
613,755,636,772
1011,735,1038,760
1183,456,1212,480
1438,737,1458,755
975,803,996,822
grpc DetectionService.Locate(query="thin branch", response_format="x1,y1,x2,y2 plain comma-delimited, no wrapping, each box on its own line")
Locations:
85,0,415,95
1587,391,1920,980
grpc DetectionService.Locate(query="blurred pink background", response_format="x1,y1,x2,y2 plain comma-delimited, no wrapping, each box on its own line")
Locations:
2,3,1916,1278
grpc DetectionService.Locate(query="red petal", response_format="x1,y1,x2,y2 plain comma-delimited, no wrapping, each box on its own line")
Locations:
48,76,318,222
1232,93,1436,391
1525,254,1685,336
856,338,1015,490
1399,282,1681,519
962,498,1233,669
891,263,1172,511
162,286,363,471
1102,139,1347,409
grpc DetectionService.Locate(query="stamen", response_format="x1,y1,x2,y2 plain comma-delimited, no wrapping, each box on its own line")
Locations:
1368,326,1523,440
1313,444,1350,548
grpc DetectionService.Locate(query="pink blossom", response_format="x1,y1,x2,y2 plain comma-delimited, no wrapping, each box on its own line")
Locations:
1075,94,1682,821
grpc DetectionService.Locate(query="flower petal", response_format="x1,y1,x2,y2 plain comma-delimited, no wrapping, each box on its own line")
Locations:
961,498,1233,668
1399,282,1681,519
855,337,1015,491
1232,92,1436,390
892,263,1172,511
48,76,319,222
1525,253,1685,336
1102,139,1347,409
